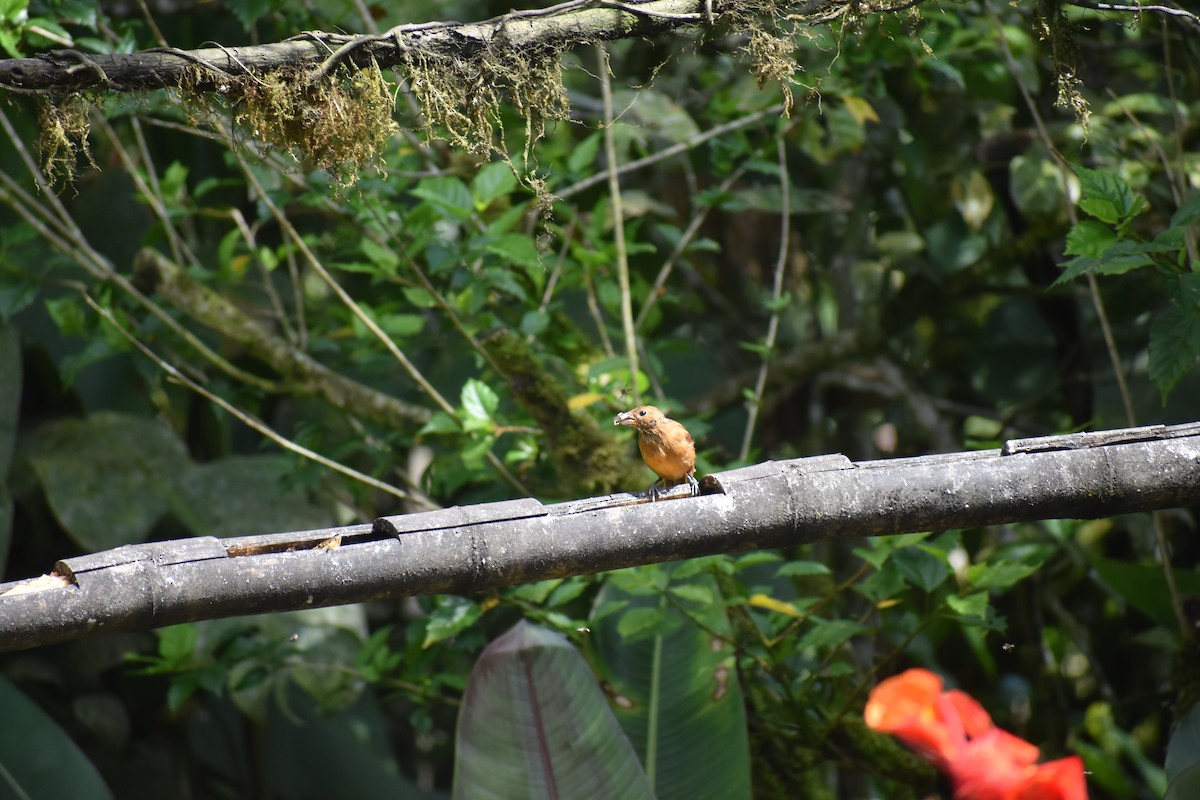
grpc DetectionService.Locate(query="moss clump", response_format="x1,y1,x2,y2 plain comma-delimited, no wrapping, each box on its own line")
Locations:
36,97,97,187
403,42,569,162
214,60,397,186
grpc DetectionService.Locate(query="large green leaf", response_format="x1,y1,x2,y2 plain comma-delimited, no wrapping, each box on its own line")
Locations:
22,411,189,551
590,571,751,800
1166,703,1200,785
453,621,653,800
0,675,113,800
1090,557,1200,629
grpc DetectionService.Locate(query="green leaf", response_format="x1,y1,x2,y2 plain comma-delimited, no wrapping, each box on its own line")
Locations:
1063,219,1116,258
520,309,549,337
1165,765,1200,800
1075,165,1145,225
946,591,989,619
225,0,270,30
418,411,460,436
402,286,437,308
966,559,1043,591
460,379,499,431
379,312,426,338
171,455,335,538
796,618,871,650
547,576,590,608
892,547,949,591
0,675,113,799
360,238,400,274
483,266,529,302
1166,704,1200,784
668,583,714,606
472,161,518,210
410,176,474,220
1148,305,1200,402
1090,557,1200,629
616,605,670,642
777,560,832,577
591,578,750,800
1168,191,1200,230
485,233,541,271
454,621,654,799
423,596,483,647
567,132,602,174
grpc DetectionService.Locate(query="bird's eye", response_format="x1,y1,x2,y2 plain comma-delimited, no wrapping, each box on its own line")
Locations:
638,410,646,416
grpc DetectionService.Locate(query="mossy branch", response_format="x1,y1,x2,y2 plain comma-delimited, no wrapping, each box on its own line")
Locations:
134,248,432,429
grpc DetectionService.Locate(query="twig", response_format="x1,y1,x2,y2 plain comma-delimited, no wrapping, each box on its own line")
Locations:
556,104,784,200
635,165,745,331
1064,0,1200,29
235,154,531,496
988,1,1188,640
739,139,789,461
81,291,430,507
598,44,640,404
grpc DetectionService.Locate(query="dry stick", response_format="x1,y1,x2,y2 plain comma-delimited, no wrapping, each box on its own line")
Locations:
598,44,640,404
988,2,1188,639
235,157,531,496
95,115,194,268
739,139,789,462
81,292,429,507
1159,24,1200,266
634,165,745,331
1065,0,1200,28
556,103,785,200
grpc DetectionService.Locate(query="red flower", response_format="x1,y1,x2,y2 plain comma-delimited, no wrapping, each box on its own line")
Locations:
865,669,1088,800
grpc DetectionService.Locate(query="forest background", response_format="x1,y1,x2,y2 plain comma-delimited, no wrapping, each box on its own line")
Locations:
0,0,1199,797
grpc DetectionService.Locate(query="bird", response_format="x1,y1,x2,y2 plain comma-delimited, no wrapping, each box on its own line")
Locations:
613,405,699,500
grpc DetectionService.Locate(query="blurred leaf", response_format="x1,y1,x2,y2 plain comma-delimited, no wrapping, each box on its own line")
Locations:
945,591,989,620
1165,766,1200,800
1063,219,1116,258
424,595,483,648
1075,165,1146,225
472,161,518,210
796,618,871,650
966,559,1044,591
1090,557,1200,628
23,412,189,551
0,675,113,799
892,547,950,592
171,455,335,538
265,684,417,800
777,560,831,577
411,176,474,220
1148,305,1200,402
591,577,750,800
460,379,499,432
567,132,602,174
361,238,400,274
1166,703,1200,784
454,621,654,799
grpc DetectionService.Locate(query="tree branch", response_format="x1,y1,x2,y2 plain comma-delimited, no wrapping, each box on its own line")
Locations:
0,0,739,95
2,421,1198,653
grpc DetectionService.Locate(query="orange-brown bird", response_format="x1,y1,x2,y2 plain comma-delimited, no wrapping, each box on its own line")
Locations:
614,405,699,500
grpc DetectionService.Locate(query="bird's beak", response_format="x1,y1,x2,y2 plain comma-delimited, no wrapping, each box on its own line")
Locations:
614,411,635,426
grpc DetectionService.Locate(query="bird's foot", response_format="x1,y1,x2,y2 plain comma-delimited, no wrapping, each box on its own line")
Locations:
647,481,663,502
686,473,700,497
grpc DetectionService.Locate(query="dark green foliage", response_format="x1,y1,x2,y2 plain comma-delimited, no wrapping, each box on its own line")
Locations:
1,0,1198,797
